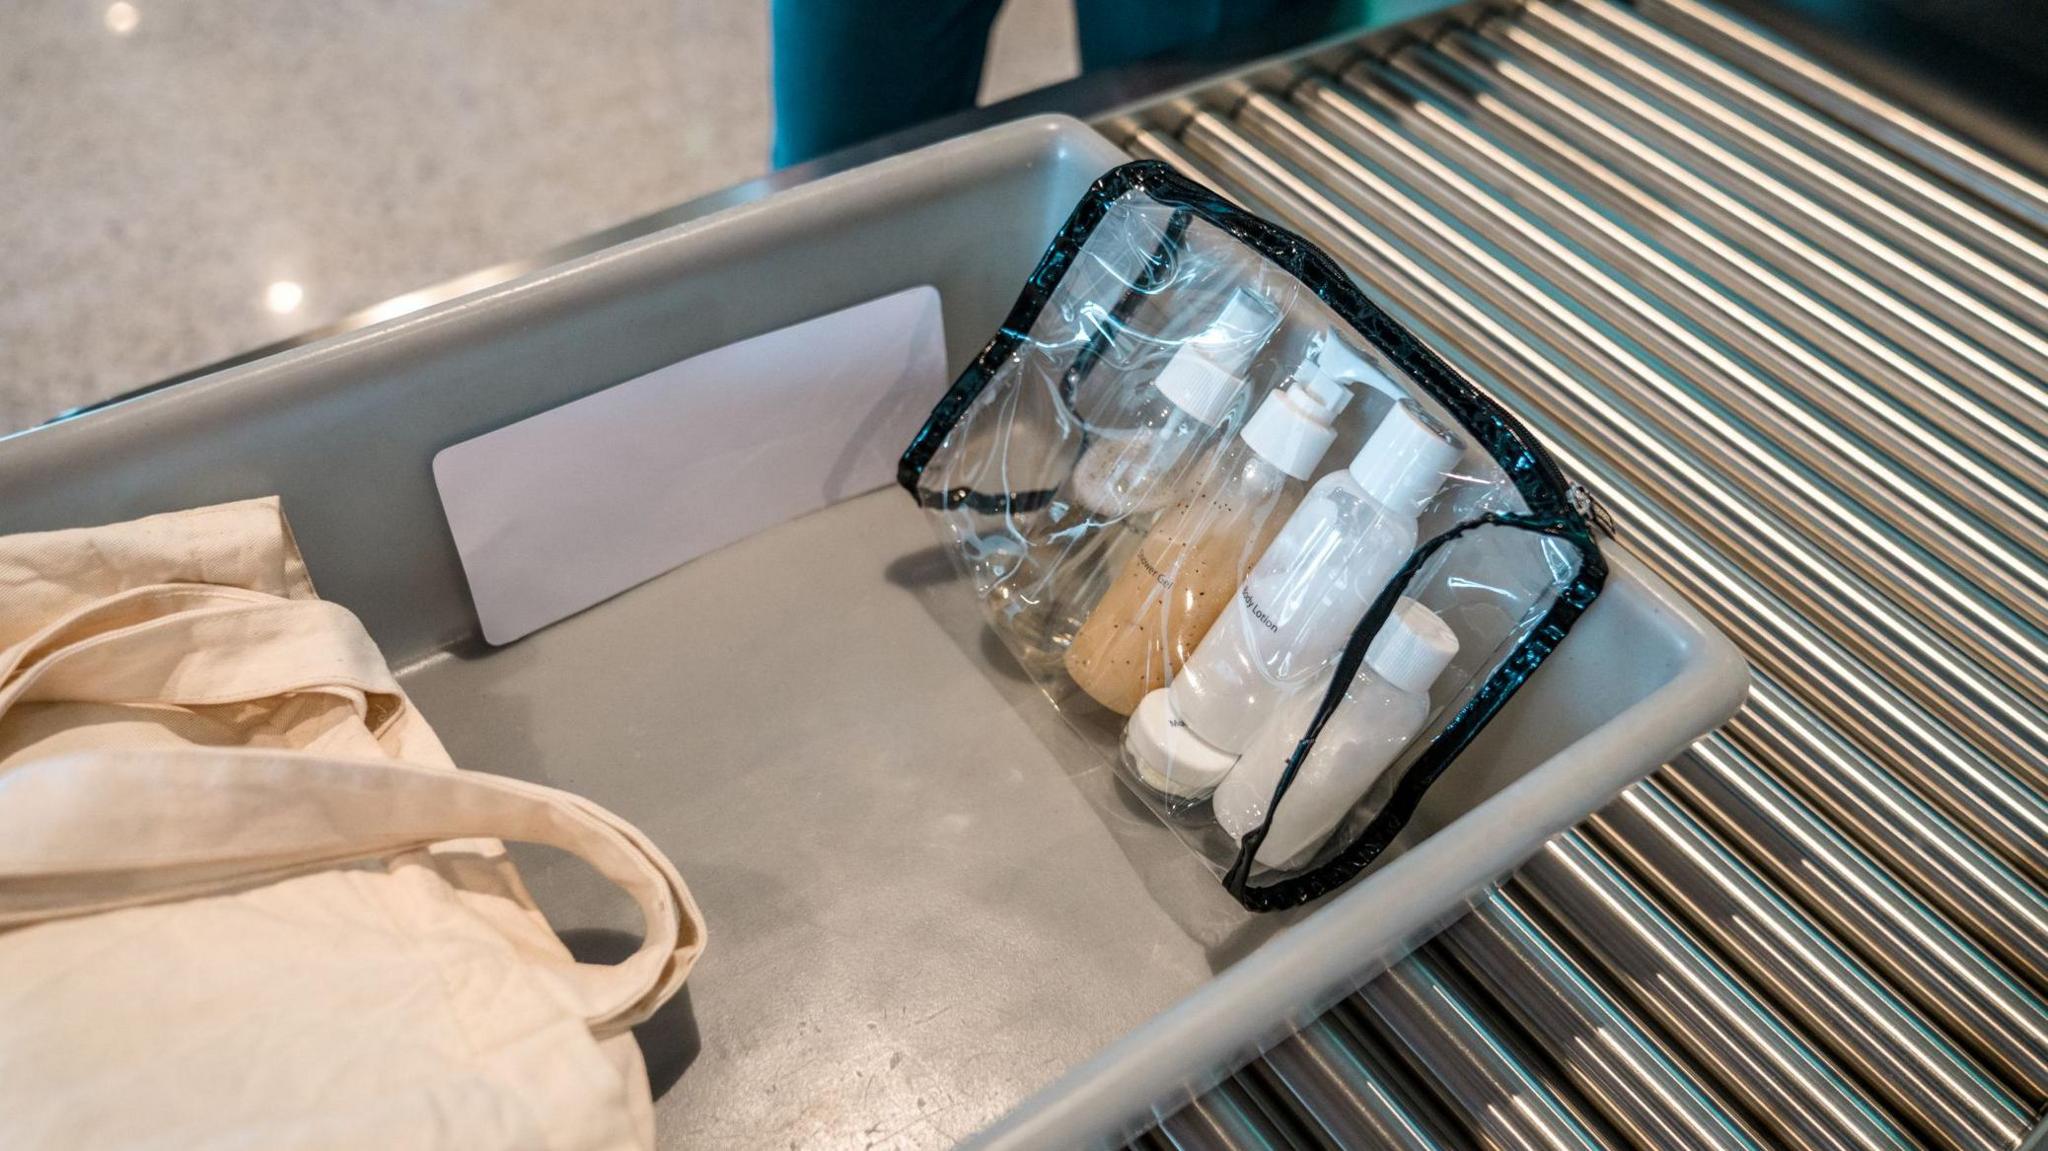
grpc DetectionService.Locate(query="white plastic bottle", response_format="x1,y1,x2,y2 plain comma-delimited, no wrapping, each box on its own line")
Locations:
1167,399,1463,754
1214,597,1460,869
1118,399,1462,798
990,290,1276,665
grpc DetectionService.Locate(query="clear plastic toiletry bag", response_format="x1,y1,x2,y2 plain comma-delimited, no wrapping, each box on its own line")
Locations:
898,161,1609,911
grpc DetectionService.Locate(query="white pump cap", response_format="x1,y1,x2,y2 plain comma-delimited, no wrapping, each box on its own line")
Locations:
1348,400,1464,514
1365,598,1460,696
1305,333,1404,401
1123,688,1241,799
1238,349,1356,480
1153,291,1276,427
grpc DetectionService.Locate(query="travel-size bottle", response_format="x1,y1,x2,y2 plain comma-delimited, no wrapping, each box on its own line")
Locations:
1215,596,1460,869
1166,400,1462,754
989,290,1276,665
1063,346,1357,715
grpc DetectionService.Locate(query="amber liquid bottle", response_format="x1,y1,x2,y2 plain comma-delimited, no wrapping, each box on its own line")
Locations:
1064,366,1354,715
988,290,1275,669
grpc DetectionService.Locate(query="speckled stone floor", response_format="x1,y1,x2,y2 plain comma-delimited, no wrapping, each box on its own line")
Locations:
0,0,1078,434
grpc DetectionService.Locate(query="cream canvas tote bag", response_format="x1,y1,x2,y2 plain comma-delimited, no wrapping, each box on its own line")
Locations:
0,498,706,1150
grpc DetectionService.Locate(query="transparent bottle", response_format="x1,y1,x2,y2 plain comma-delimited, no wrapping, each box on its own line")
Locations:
1064,360,1355,716
1214,597,1459,870
988,290,1276,668
1166,400,1463,755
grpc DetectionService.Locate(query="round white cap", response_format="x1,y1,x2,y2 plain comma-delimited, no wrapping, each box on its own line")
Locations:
1153,291,1276,427
1348,400,1463,514
1365,598,1460,696
1123,688,1241,799
1239,367,1354,480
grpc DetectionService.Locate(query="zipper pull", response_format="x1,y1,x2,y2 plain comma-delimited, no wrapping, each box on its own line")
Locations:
1567,483,1618,539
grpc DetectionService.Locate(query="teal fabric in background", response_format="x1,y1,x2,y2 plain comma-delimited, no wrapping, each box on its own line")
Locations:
772,0,1399,167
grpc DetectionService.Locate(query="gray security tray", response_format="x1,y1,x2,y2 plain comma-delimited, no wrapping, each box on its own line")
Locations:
0,116,1746,1149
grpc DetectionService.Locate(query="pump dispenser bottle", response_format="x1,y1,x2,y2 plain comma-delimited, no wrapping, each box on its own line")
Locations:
1215,596,1460,869
990,290,1276,665
1064,342,1357,716
1162,400,1463,756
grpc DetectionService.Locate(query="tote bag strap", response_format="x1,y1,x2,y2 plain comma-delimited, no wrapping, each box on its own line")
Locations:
0,746,700,1037
0,583,404,729
0,582,697,1034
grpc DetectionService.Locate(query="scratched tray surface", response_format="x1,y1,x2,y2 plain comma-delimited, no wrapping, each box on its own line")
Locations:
398,489,1291,1147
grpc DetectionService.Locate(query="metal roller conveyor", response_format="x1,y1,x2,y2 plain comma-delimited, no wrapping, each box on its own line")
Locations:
1661,736,2048,1098
1137,111,2048,912
1467,18,2048,385
1439,889,1772,1150
1151,1075,1308,1151
1334,58,2048,549
1636,0,2048,232
1289,69,2048,730
1423,30,2048,440
1375,43,2048,489
1357,950,1627,1151
1296,62,2048,591
1240,78,2048,702
1253,1013,1467,1149
1113,1,2048,1144
1728,680,2048,992
1587,783,2032,1149
1225,90,2048,755
1555,1,2048,288
1514,834,1917,1151
1519,3,2048,311
1186,100,2048,873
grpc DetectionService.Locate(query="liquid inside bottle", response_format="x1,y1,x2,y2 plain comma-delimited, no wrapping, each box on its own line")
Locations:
1167,400,1464,755
1064,359,1356,715
987,290,1277,668
1216,597,1459,870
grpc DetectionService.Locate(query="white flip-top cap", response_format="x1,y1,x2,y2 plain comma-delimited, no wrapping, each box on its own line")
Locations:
1153,291,1276,427
1365,598,1460,696
1348,399,1464,514
1238,350,1355,480
1124,688,1240,799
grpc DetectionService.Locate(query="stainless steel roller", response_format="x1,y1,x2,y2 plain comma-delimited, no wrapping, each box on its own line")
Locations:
1728,678,2048,992
1375,43,2048,487
1636,0,2048,232
1254,1012,1468,1149
1440,889,1771,1150
1146,103,2048,928
1231,86,2048,732
1356,950,1626,1151
1290,69,2048,725
1515,833,1918,1151
1334,59,2048,547
1557,0,2048,286
1252,69,2048,669
1661,736,2048,1097
1586,782,2032,1149
1423,30,2048,440
1215,95,2048,865
1152,1075,1306,1151
1114,6,2048,1143
1298,66,2048,603
1469,17,2048,387
1520,2,2048,309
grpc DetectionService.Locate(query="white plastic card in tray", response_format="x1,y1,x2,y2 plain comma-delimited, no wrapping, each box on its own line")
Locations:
434,285,948,643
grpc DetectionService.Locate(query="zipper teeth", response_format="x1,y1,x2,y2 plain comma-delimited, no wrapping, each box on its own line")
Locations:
1138,162,1584,521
